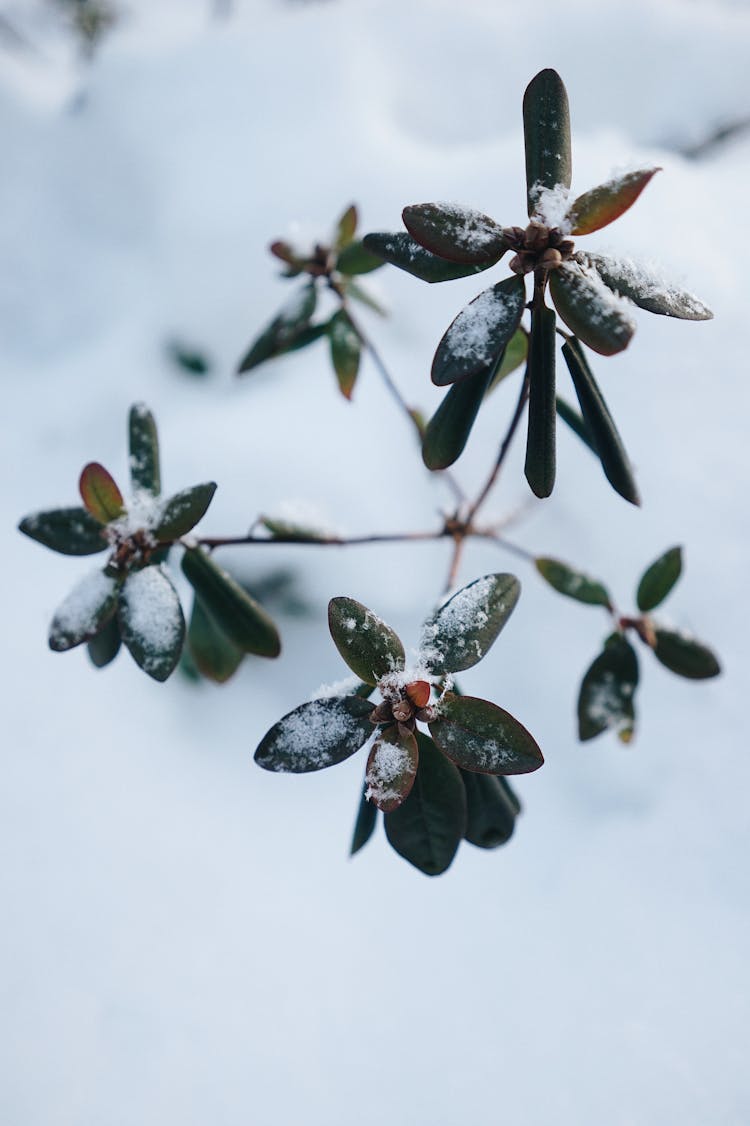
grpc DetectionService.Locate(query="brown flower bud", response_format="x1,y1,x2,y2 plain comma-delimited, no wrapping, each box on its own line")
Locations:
541,248,563,270
369,701,393,725
392,700,414,723
415,705,437,723
405,680,431,708
524,223,549,252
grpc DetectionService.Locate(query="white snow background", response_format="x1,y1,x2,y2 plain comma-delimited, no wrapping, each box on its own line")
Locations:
2,1,749,1123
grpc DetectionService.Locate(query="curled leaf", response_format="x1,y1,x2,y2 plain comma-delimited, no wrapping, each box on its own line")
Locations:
350,785,378,856
421,365,494,471
581,253,713,321
461,769,519,849
87,614,121,668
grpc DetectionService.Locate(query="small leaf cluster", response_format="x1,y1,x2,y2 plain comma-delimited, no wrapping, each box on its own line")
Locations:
536,548,721,742
237,204,385,399
255,573,543,874
19,404,281,682
363,69,712,501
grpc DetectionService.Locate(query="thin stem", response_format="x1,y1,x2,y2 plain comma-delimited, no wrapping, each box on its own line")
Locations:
462,366,531,528
196,528,450,550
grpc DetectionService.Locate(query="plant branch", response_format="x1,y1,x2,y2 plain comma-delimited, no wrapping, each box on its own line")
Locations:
196,527,451,549
462,366,531,528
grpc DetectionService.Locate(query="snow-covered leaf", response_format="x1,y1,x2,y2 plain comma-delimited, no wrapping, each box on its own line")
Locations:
652,628,720,679
535,557,612,608
362,231,491,283
402,202,506,265
254,695,374,773
550,262,635,355
578,633,639,742
328,596,405,685
430,694,543,775
48,569,121,652
568,168,660,235
79,462,125,524
118,565,186,682
431,276,526,386
419,573,520,677
524,303,557,498
181,547,281,657
365,726,418,812
154,482,217,541
636,547,683,612
523,69,571,217
18,506,107,556
128,403,161,496
582,253,713,320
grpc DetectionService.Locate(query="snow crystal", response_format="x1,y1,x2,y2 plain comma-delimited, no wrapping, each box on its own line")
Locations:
106,489,164,544
583,253,712,320
419,576,496,669
309,675,363,701
445,288,515,364
436,725,513,771
560,260,637,329
119,565,182,671
267,698,369,771
49,569,118,647
365,737,413,805
377,661,439,702
434,202,502,254
529,182,573,232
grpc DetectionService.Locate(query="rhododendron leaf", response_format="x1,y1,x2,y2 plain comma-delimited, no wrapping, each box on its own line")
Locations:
260,516,330,542
334,203,358,248
336,240,384,276
431,276,526,386
420,573,520,676
535,557,612,608
350,785,378,855
328,309,361,399
328,596,404,685
362,232,491,283
636,546,683,612
550,264,635,355
561,337,640,505
186,596,244,684
569,168,660,235
79,463,125,523
128,403,161,496
582,253,713,320
578,633,639,742
555,396,596,452
48,569,121,652
430,694,543,775
254,695,374,773
421,365,494,471
524,303,557,498
155,482,217,541
652,629,720,680
365,726,419,813
87,614,121,668
384,733,466,876
402,202,506,265
18,507,107,556
523,69,571,216
461,769,519,848
118,565,186,682
182,548,281,658
237,281,317,373
344,279,387,317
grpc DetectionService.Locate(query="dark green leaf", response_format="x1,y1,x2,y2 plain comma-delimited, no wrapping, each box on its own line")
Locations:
430,693,543,775
350,785,378,856
384,733,466,876
431,276,526,386
550,264,635,355
237,281,317,373
561,337,640,505
421,365,494,471
155,482,217,541
334,203,358,248
128,403,161,495
182,547,281,658
555,396,596,452
569,168,660,235
578,633,639,742
420,573,520,676
636,546,683,612
328,309,361,399
118,564,186,682
461,769,518,848
362,232,491,283
79,462,125,523
328,596,405,685
523,69,572,217
524,302,557,498
652,628,720,679
186,596,244,683
48,569,120,652
365,726,419,812
87,614,121,668
582,253,713,320
336,240,385,276
487,328,528,392
402,202,507,265
535,557,612,608
18,507,107,556
254,695,374,773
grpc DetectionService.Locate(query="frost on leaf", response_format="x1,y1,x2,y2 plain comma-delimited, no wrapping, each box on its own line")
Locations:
255,695,374,773
431,279,525,385
529,182,573,232
365,730,418,812
582,253,713,321
49,569,120,651
419,573,520,677
118,564,185,681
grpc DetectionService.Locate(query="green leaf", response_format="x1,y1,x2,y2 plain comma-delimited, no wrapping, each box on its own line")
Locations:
568,168,660,235
524,302,557,498
237,281,318,373
328,596,405,685
578,633,639,742
344,278,388,317
549,263,635,355
461,769,518,848
79,463,125,523
182,547,281,658
421,365,494,471
402,202,507,265
582,253,713,320
350,785,378,856
365,726,419,812
487,328,528,392
430,693,543,775
336,240,385,276
334,202,358,248
254,695,375,773
431,276,526,386
328,309,361,399
154,482,217,541
118,564,186,682
652,628,720,680
636,546,683,612
561,337,640,505
87,614,121,668
48,569,121,652
362,232,491,283
555,396,597,452
128,403,161,496
535,557,612,608
420,573,520,677
186,596,244,684
523,69,572,217
18,507,107,556
384,733,466,876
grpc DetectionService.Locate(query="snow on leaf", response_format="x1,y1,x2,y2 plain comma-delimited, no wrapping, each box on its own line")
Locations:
48,568,120,651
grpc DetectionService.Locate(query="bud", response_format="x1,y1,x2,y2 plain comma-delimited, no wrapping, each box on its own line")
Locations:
392,699,414,723
405,680,431,708
541,248,563,270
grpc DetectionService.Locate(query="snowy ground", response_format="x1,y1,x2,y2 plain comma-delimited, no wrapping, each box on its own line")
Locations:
2,1,749,1123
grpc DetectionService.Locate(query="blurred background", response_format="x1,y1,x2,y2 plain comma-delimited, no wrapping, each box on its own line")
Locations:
2,1,749,1123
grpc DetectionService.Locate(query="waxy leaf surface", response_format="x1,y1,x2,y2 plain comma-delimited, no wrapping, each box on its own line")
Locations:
255,695,374,773
19,507,107,556
155,482,217,541
636,546,683,612
524,303,557,498
128,403,161,496
569,168,660,235
431,276,526,386
362,232,490,283
421,365,494,471
328,597,405,685
583,253,713,320
461,769,518,848
550,264,635,355
182,548,281,657
118,565,186,682
402,202,506,265
79,463,125,524
523,69,572,216
578,633,639,742
420,573,520,677
430,693,543,775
